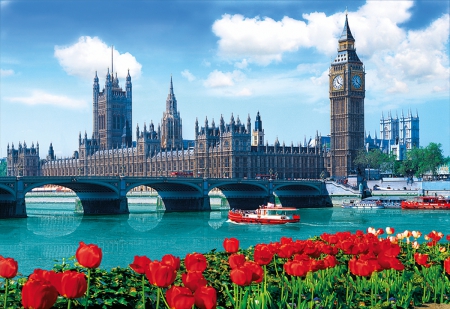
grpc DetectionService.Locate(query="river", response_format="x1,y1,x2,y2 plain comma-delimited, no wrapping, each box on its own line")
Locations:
1,194,449,276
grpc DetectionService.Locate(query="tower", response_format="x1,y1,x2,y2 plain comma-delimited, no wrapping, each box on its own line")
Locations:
160,76,183,149
252,111,264,148
92,46,132,149
329,13,365,178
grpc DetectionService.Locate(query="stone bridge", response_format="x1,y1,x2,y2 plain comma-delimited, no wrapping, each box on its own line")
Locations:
0,176,332,218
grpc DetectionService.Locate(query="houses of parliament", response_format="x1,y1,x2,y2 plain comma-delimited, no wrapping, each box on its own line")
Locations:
6,15,419,180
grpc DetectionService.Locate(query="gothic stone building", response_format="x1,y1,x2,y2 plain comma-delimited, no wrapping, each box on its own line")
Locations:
328,14,365,178
9,16,378,180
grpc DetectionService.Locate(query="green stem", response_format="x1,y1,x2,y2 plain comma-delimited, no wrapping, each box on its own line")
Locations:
156,287,160,309
141,275,146,308
84,268,91,309
3,278,8,309
263,265,267,309
67,298,72,309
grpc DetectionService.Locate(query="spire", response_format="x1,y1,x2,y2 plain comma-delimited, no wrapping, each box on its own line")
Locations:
339,12,355,42
170,75,174,95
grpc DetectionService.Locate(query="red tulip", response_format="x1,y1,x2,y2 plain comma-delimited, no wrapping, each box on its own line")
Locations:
277,244,295,259
182,271,207,292
58,270,87,299
145,260,177,287
194,286,217,309
284,260,309,277
322,255,338,269
228,254,246,269
130,255,151,274
29,269,56,282
414,253,431,267
253,244,274,265
0,256,18,279
22,278,58,309
444,257,450,275
230,266,253,286
166,285,195,309
244,261,263,283
76,242,102,268
223,237,240,253
185,253,207,272
348,255,381,277
162,254,181,270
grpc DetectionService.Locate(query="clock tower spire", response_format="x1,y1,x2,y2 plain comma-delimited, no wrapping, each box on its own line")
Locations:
329,13,365,178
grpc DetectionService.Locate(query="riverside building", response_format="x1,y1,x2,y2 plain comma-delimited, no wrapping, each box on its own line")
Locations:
7,15,415,179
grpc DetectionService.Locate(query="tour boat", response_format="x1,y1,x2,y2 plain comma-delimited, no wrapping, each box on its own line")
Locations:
401,196,450,210
228,203,300,225
342,198,384,209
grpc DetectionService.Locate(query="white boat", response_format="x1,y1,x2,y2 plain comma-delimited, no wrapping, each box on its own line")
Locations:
228,203,300,224
342,198,384,209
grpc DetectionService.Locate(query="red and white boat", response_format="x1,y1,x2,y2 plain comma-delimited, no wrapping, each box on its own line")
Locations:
228,203,300,224
401,196,450,210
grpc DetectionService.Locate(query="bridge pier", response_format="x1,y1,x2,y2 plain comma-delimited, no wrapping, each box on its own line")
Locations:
223,197,269,210
0,199,27,218
276,195,332,208
75,197,129,215
160,196,211,212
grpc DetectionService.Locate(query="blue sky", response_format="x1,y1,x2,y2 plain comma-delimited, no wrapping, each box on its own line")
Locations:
1,0,449,159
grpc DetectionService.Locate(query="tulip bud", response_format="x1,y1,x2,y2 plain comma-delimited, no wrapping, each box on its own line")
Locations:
412,231,422,239
386,227,395,235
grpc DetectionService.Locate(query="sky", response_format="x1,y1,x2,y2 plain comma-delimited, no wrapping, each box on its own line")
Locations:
1,0,449,160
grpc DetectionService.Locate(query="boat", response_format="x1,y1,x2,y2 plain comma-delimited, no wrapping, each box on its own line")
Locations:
401,196,450,209
342,198,384,209
228,204,300,224
357,196,407,208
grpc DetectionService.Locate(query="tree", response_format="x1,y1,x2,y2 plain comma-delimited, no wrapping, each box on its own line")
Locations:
354,148,391,174
0,160,6,176
398,143,446,178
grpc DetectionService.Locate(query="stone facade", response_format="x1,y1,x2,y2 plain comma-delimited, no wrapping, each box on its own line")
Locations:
365,110,419,160
329,14,365,178
6,142,40,176
9,16,385,180
39,76,326,179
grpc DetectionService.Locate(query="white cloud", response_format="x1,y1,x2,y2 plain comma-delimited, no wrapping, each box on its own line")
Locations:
387,79,408,94
235,59,248,69
203,70,245,88
181,69,196,82
212,14,309,65
1,69,14,77
6,90,88,109
236,88,252,96
211,3,449,98
54,36,142,80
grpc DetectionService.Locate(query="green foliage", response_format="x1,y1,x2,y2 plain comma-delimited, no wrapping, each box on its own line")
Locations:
354,148,394,174
398,143,446,178
0,160,7,176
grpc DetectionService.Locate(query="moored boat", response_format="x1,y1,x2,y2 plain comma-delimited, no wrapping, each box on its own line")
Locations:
342,198,384,209
228,203,300,224
401,196,450,209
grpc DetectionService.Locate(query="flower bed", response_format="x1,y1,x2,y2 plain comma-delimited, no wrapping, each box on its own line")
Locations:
1,227,450,308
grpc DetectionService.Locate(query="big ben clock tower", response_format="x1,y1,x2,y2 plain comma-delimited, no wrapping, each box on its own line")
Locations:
329,13,365,178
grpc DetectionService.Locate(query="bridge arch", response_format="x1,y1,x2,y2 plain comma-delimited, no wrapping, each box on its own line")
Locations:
123,178,207,212
272,182,332,208
208,181,270,210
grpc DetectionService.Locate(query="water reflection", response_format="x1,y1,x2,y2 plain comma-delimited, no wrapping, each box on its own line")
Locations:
128,212,164,232
27,214,82,237
208,210,228,229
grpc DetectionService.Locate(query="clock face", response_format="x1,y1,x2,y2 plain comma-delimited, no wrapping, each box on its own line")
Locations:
333,75,343,90
352,75,362,89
